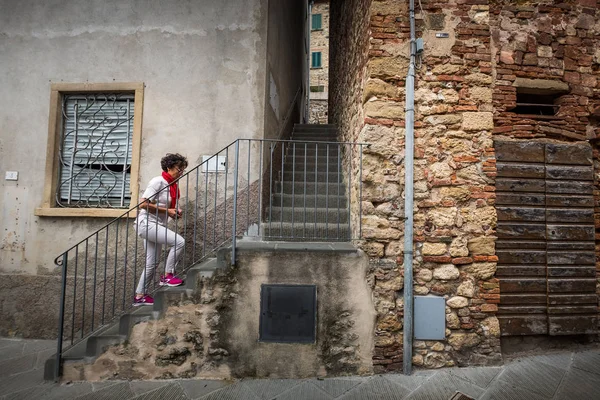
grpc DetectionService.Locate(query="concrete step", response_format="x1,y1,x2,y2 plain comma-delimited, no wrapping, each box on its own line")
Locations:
275,181,345,196
267,206,350,224
281,170,345,182
271,193,348,208
284,145,341,156
262,222,351,241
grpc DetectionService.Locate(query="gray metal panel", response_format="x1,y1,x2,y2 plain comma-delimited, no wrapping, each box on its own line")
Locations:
414,295,445,340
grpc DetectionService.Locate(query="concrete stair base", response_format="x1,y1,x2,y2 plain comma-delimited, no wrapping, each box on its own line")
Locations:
44,257,221,381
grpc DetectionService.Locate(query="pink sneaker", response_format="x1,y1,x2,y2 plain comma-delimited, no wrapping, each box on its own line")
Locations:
133,295,154,306
160,273,184,287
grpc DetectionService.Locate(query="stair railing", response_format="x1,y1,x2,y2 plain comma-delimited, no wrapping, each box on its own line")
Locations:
51,137,367,380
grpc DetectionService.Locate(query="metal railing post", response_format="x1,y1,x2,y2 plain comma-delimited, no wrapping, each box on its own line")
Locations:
231,140,240,266
54,253,68,382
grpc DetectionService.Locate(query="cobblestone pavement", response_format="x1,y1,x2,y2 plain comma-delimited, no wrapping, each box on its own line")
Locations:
1,337,599,399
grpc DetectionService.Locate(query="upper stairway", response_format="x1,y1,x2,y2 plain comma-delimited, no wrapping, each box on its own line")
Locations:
263,124,351,241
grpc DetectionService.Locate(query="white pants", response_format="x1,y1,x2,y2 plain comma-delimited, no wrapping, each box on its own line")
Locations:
135,219,185,294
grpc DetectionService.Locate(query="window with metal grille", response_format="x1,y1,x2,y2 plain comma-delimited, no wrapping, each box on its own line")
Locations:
311,52,322,68
57,93,134,208
311,14,322,30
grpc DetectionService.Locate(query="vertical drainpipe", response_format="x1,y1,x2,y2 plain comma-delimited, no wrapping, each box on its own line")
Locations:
403,0,416,376
305,0,314,123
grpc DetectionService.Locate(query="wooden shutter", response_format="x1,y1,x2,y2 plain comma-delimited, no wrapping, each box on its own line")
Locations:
311,14,322,30
495,141,598,336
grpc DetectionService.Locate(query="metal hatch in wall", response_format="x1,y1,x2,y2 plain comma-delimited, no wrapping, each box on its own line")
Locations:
495,141,598,336
259,284,317,343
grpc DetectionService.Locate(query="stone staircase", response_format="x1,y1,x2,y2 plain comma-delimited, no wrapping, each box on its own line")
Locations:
263,124,351,241
44,257,221,380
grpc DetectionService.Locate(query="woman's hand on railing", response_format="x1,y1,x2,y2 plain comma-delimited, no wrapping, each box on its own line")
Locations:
168,208,182,219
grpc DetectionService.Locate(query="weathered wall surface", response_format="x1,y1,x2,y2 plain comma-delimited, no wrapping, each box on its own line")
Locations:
65,248,375,380
0,0,273,338
0,0,268,273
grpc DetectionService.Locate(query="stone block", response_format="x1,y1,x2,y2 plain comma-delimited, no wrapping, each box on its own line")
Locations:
537,46,553,58
428,207,458,227
362,242,385,257
440,89,460,104
462,112,493,131
447,296,469,309
432,64,461,75
470,87,493,103
481,316,500,337
440,187,471,202
368,56,410,79
416,268,433,282
365,100,404,119
433,264,460,280
422,242,447,256
465,73,492,85
363,78,403,102
429,161,454,179
513,77,569,93
425,114,462,126
467,236,496,255
457,280,475,298
462,262,496,280
449,237,469,257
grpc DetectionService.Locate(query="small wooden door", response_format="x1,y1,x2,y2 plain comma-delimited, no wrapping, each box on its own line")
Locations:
495,141,598,336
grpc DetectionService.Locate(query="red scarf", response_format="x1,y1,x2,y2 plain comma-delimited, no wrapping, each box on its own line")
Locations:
162,171,180,208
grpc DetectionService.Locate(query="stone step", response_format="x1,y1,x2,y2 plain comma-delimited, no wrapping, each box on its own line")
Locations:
267,206,350,224
290,134,338,141
262,222,351,241
271,193,348,208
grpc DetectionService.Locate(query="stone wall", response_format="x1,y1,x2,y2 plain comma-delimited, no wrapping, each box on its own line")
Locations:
309,99,329,124
332,0,600,372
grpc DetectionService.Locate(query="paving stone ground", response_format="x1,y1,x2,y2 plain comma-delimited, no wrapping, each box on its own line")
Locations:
1,337,599,400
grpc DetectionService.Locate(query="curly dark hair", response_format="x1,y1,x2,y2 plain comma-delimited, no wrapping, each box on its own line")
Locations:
161,153,188,172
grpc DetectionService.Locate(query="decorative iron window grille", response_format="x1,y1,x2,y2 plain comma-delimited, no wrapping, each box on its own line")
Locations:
57,93,134,208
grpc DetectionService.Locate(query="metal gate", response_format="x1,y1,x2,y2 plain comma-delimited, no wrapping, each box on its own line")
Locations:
495,141,598,336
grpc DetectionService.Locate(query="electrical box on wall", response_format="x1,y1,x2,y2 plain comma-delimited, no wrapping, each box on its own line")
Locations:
414,295,446,340
201,156,227,173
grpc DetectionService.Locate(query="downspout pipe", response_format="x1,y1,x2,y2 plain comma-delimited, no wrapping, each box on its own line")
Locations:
403,0,416,376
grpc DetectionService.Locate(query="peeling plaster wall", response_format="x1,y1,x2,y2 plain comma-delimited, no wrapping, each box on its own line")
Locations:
64,249,375,380
0,0,270,337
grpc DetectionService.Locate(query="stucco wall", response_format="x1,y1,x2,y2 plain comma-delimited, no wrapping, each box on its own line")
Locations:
0,0,268,276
